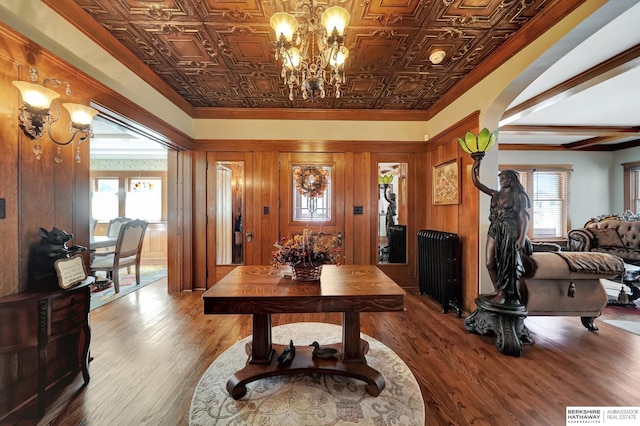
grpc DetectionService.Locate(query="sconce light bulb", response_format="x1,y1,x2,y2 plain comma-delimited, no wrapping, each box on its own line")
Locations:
12,81,60,110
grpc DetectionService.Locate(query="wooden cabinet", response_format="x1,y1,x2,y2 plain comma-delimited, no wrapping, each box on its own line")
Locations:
0,279,92,421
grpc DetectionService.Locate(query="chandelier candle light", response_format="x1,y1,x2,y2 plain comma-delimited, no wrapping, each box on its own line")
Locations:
270,1,350,100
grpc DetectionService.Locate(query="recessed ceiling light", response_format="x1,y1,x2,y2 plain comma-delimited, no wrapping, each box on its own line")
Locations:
429,50,446,65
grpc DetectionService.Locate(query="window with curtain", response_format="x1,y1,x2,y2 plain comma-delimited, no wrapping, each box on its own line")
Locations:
623,161,640,213
501,165,572,239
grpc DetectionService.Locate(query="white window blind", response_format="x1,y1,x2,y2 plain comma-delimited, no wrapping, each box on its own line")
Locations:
623,162,640,213
501,166,571,239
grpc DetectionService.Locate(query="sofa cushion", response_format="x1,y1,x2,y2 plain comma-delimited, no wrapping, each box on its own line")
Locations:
527,252,623,280
586,219,640,250
591,228,625,248
592,247,640,265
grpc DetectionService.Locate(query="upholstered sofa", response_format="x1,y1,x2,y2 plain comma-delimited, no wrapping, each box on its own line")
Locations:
521,251,625,330
568,218,640,265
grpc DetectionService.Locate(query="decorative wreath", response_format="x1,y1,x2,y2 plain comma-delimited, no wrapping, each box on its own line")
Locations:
294,166,329,199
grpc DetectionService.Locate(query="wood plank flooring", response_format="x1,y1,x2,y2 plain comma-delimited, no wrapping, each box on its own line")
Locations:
9,277,640,425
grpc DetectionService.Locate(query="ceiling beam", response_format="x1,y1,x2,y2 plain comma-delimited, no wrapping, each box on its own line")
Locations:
500,125,640,136
563,134,628,149
501,43,640,125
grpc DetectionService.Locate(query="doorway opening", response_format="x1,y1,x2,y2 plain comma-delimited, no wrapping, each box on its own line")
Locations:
88,115,168,309
377,162,408,264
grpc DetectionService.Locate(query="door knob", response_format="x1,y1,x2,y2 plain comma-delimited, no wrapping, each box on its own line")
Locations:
337,232,342,246
246,231,253,243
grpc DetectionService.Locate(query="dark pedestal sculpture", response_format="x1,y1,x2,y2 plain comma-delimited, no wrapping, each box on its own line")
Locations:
458,129,533,357
464,294,533,357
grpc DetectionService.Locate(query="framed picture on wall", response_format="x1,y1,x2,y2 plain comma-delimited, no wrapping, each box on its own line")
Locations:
433,159,460,205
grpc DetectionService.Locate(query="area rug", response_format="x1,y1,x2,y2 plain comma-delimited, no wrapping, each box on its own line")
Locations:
599,279,640,336
189,322,425,426
90,265,167,310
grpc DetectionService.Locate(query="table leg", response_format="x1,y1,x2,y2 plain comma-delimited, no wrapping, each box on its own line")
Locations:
226,313,385,399
342,312,364,361
227,313,273,399
342,312,384,396
249,313,273,364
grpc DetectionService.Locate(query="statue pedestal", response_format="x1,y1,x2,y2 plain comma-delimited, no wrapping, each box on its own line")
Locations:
464,293,533,357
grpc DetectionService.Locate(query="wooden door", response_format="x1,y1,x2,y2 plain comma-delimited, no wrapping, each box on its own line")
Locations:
279,153,345,255
206,152,255,286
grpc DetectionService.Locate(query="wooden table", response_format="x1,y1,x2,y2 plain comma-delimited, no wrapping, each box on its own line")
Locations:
202,265,405,399
90,236,117,249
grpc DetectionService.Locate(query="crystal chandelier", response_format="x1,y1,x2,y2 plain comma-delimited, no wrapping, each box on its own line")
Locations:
270,1,350,100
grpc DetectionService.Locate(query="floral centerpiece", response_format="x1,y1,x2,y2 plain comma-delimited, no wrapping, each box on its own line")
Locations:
272,229,341,281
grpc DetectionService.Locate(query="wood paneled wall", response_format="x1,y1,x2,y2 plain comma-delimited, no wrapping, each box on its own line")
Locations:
191,141,429,289
0,20,482,313
0,22,192,297
425,113,481,313
0,26,93,296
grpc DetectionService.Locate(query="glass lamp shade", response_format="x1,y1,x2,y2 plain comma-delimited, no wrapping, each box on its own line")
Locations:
12,81,60,111
270,12,298,42
457,128,498,154
283,48,301,69
328,46,349,68
62,103,98,128
378,174,393,185
321,6,350,34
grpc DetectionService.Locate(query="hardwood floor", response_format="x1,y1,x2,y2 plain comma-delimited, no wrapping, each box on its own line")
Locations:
10,277,640,425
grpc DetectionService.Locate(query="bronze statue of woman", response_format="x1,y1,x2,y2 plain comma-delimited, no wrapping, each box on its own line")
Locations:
471,157,531,304
384,188,397,241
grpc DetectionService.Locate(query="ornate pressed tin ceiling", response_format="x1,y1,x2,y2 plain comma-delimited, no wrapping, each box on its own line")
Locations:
69,0,554,111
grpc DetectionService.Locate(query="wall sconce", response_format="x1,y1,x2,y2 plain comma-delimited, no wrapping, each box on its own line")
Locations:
12,67,98,163
457,128,498,160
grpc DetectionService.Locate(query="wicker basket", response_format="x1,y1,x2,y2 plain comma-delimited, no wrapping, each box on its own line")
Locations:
292,264,323,281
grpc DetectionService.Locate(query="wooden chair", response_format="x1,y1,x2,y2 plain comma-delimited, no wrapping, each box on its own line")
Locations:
107,217,132,238
90,219,148,293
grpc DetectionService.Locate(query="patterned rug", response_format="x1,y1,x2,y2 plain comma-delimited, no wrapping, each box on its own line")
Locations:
90,265,167,310
189,322,425,425
600,279,640,336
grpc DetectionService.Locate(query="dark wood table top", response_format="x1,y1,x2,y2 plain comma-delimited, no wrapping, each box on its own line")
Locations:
202,265,405,315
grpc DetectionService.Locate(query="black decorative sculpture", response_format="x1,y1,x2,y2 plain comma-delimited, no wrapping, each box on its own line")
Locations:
384,189,397,242
277,340,296,366
458,129,533,356
309,341,338,359
29,227,87,291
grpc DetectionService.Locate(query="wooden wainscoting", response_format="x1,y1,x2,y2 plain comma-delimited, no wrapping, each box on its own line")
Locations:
141,222,167,265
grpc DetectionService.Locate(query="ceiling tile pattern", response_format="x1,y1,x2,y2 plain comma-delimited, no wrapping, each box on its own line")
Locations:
73,0,553,109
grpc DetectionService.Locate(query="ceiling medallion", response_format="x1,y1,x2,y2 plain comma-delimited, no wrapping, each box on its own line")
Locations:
270,1,350,100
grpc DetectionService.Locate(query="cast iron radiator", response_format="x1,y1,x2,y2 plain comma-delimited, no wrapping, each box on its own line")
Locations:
417,230,462,317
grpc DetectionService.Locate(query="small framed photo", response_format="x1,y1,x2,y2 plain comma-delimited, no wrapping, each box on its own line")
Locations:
433,159,460,205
